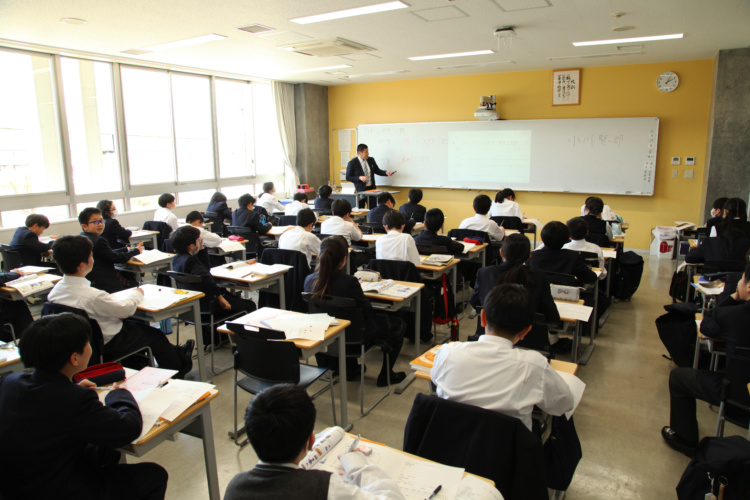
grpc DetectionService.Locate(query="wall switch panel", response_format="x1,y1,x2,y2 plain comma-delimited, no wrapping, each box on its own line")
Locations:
672,170,678,178
685,170,694,179
685,157,696,165
671,156,681,165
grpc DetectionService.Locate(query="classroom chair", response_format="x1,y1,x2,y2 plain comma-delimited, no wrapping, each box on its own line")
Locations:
142,221,172,251
0,245,24,272
257,248,311,313
490,215,524,231
276,215,297,227
359,222,386,234
227,226,264,260
584,232,611,248
200,211,221,234
225,323,336,446
415,244,449,255
715,347,750,440
315,208,333,216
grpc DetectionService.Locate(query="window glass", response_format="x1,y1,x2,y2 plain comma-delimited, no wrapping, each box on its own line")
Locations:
171,74,214,182
222,184,256,204
252,83,284,176
178,189,214,206
216,79,254,179
0,205,69,229
61,58,122,195
0,50,65,195
75,199,124,215
121,67,175,185
129,195,160,212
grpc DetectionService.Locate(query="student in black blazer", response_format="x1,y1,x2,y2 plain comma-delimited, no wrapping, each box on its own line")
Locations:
98,199,131,249
314,184,334,210
685,231,750,269
304,236,405,386
0,313,168,500
369,192,416,233
715,197,750,238
0,271,34,342
414,208,465,255
529,221,597,285
9,213,54,267
705,196,728,235
399,188,427,223
206,191,233,236
79,207,142,293
581,196,613,241
231,193,272,235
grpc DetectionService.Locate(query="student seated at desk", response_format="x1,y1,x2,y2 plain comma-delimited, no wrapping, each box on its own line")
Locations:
489,188,523,219
369,193,415,233
98,199,131,250
170,226,256,347
257,181,285,214
278,208,320,267
79,207,143,294
662,263,750,457
713,197,750,238
153,193,179,231
284,192,311,216
224,385,405,500
232,193,273,235
314,184,333,211
184,211,222,248
529,221,597,285
564,217,607,280
414,208,465,255
458,194,505,242
207,191,234,236
48,235,193,377
705,196,727,236
320,199,363,245
304,236,406,386
432,283,574,432
580,196,617,222
0,313,168,500
581,197,613,242
399,188,427,223
0,271,34,342
375,210,420,267
9,213,54,267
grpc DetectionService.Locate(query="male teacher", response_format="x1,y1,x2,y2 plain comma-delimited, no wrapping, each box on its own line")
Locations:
346,143,395,208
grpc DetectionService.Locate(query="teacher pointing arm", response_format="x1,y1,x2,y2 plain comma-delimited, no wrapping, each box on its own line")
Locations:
345,143,395,193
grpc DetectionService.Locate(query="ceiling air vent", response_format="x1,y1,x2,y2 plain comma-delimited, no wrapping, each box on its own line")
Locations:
278,37,375,57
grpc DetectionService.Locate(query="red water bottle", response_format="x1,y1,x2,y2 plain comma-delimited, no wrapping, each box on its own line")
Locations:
450,317,459,342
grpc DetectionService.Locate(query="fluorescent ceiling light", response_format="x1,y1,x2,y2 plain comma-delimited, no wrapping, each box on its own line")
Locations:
409,49,494,61
144,34,227,52
291,1,408,24
346,70,409,78
548,51,642,61
573,33,683,47
436,60,513,70
288,64,352,74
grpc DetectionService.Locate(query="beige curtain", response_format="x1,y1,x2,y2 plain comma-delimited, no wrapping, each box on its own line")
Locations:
271,81,298,186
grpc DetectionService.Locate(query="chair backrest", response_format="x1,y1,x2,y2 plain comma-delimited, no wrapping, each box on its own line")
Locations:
227,227,263,259
577,250,600,267
302,292,366,347
360,222,386,234
490,216,523,230
584,232,610,247
447,228,491,242
0,245,24,272
200,211,221,233
316,208,332,216
226,323,301,383
416,244,449,255
41,302,105,365
366,259,422,283
406,211,425,223
544,271,581,288
259,249,311,313
142,221,173,251
277,215,297,226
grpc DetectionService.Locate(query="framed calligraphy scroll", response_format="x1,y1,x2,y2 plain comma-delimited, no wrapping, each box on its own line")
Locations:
552,68,581,106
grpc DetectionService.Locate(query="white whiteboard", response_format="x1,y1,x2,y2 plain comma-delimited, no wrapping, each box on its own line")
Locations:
357,118,658,196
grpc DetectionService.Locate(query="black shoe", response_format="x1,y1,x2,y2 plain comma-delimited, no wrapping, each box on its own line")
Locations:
551,338,572,353
661,426,697,457
178,339,195,376
377,371,406,387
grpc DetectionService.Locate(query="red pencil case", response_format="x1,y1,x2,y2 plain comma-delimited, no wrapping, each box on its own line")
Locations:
463,237,484,245
228,235,244,241
73,362,126,386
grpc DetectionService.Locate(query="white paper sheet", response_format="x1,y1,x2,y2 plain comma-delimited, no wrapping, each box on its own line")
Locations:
602,249,617,259
338,129,351,152
556,371,586,419
262,313,333,341
119,366,178,393
159,379,216,422
15,266,55,274
456,474,504,500
138,284,189,309
131,249,171,265
132,388,182,441
555,301,593,322
340,151,349,168
218,239,246,252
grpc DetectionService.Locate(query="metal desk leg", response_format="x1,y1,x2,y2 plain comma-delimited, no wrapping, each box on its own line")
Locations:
150,234,158,250
199,407,221,500
570,321,581,364
192,302,209,382
605,258,613,297
337,332,352,431
278,275,286,310
396,293,421,395
450,266,457,306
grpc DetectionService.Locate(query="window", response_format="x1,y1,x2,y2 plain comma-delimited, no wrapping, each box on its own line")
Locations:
216,79,254,179
76,199,124,215
129,195,160,212
178,189,214,206
222,184,257,203
252,83,284,176
61,58,122,195
1,205,70,228
0,50,65,196
171,74,214,182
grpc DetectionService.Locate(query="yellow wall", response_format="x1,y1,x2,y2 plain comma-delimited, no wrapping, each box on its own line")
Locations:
328,60,714,250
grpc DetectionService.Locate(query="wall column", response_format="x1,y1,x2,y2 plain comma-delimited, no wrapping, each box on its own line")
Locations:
294,83,329,190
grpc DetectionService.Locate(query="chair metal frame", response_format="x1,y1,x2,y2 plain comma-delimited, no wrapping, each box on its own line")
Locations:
715,347,750,440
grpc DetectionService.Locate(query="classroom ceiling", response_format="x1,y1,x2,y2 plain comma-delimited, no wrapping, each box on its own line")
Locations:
1,0,748,85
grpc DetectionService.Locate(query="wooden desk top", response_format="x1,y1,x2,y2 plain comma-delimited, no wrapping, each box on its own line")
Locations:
359,233,385,242
125,254,175,266
0,343,21,371
363,280,425,303
467,242,489,253
611,236,625,243
210,263,290,284
217,307,351,350
416,257,460,272
266,226,293,237
129,230,159,237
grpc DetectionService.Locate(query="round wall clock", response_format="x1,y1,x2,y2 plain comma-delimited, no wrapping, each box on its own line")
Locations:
656,71,679,93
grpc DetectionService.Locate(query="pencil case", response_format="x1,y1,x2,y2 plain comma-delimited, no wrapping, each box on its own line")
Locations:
463,237,484,245
73,362,126,385
228,235,244,241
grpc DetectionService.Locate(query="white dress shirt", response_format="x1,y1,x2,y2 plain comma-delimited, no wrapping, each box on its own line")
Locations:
432,335,574,431
180,223,222,248
258,193,285,214
153,207,179,231
320,216,362,245
563,238,607,279
284,200,311,216
489,199,523,219
458,213,505,241
278,226,321,266
47,275,143,344
581,204,617,222
375,230,420,267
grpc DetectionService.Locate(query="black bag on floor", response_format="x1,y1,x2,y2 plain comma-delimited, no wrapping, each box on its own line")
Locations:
611,251,643,301
676,436,750,500
656,303,699,368
670,266,690,302
544,415,582,491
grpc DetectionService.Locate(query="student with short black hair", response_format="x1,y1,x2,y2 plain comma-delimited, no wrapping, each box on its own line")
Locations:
0,313,169,500
399,188,427,222
563,217,607,280
224,384,405,500
284,192,311,216
489,188,523,219
705,196,728,235
48,235,194,377
314,185,334,210
582,197,613,241
715,197,750,238
97,199,131,250
414,208,465,255
154,193,179,231
278,208,321,266
320,199,363,245
458,194,505,241
375,210,420,266
9,213,54,267
257,182,285,214
529,221,597,284
232,193,272,235
370,192,415,233
207,191,233,236
184,210,222,248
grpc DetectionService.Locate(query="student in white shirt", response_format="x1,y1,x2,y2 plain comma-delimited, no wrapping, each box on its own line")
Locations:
320,199,362,245
432,283,574,432
224,385,405,500
489,188,523,219
458,194,505,242
284,193,311,216
278,209,321,267
375,210,421,267
184,211,222,248
257,182,285,214
153,193,179,231
563,217,607,280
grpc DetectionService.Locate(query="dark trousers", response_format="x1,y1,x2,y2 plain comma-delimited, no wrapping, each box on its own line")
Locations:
105,321,182,372
86,445,168,500
669,367,723,444
368,313,405,375
0,300,34,342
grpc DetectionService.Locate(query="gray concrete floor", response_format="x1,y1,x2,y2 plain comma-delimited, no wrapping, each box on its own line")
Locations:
125,256,744,499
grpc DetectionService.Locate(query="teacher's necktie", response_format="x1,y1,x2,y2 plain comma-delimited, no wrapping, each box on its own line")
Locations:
362,159,370,185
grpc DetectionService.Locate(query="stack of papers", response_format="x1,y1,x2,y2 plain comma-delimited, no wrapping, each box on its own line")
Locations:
555,301,593,322
112,284,190,310
15,265,55,274
421,254,454,265
212,261,291,279
459,242,476,254
4,274,56,297
361,280,420,298
217,239,245,252
259,313,337,341
131,249,171,265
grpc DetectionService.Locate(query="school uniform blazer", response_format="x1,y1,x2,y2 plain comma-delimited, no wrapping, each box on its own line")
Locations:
102,217,132,249
685,232,750,265
345,156,387,192
705,215,723,235
81,231,140,293
314,197,333,210
528,247,597,284
700,283,750,359
9,226,53,267
414,229,465,255
207,201,233,235
304,270,375,323
0,369,141,499
399,201,427,222
369,203,415,232
232,207,272,235
581,214,608,235
172,252,224,312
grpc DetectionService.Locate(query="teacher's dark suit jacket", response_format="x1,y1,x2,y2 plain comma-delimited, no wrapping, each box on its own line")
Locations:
81,231,140,293
9,226,53,267
345,156,387,192
0,370,142,499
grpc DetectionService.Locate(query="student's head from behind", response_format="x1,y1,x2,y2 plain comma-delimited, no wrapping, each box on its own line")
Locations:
170,226,202,255
318,185,333,199
408,188,423,204
53,235,94,275
25,214,50,235
566,217,589,241
356,143,369,159
311,236,348,298
210,192,227,205
377,192,395,208
96,200,117,219
472,194,492,215
331,199,352,217
19,313,92,374
501,233,531,265
158,193,176,209
245,385,316,463
238,193,256,209
383,209,405,232
541,221,570,250
262,182,275,194
724,197,748,221
78,207,105,235
185,210,204,226
296,208,317,230
424,208,445,233
481,284,534,342
712,197,728,217
494,188,516,203
293,192,308,203
585,196,604,216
